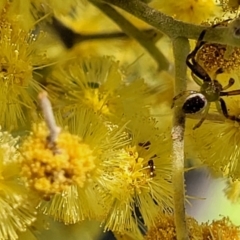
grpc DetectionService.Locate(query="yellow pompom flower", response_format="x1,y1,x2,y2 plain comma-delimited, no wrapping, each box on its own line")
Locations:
96,116,173,233
47,56,152,124
26,107,130,224
40,108,130,224
20,122,95,199
145,214,240,239
193,98,240,179
20,121,99,224
150,0,218,24
0,6,49,130
202,217,240,239
0,130,36,240
47,56,122,117
145,214,201,240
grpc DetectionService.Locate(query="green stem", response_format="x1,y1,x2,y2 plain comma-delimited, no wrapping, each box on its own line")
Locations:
100,0,240,47
78,29,162,42
171,37,190,240
53,17,162,47
90,0,169,70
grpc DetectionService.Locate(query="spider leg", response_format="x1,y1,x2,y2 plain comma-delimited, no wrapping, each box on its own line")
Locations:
171,90,198,108
191,72,203,86
219,98,240,121
186,59,212,82
190,29,208,54
220,89,240,96
222,78,235,90
192,102,210,129
186,27,214,82
186,52,212,82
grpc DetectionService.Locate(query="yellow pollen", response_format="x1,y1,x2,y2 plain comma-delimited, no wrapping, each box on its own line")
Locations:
20,123,96,198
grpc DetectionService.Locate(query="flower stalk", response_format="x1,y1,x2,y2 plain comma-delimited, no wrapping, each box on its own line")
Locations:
90,0,169,71
171,36,190,240
53,17,161,48
100,0,240,47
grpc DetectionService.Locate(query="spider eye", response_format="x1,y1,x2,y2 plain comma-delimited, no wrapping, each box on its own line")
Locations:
182,93,207,114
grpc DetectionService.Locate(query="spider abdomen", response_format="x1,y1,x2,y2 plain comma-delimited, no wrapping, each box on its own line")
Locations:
182,93,207,114
196,43,240,74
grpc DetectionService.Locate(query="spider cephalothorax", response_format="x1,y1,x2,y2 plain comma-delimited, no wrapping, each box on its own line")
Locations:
172,19,240,129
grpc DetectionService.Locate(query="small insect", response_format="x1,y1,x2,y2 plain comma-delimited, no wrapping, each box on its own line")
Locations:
172,19,240,129
148,159,156,177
